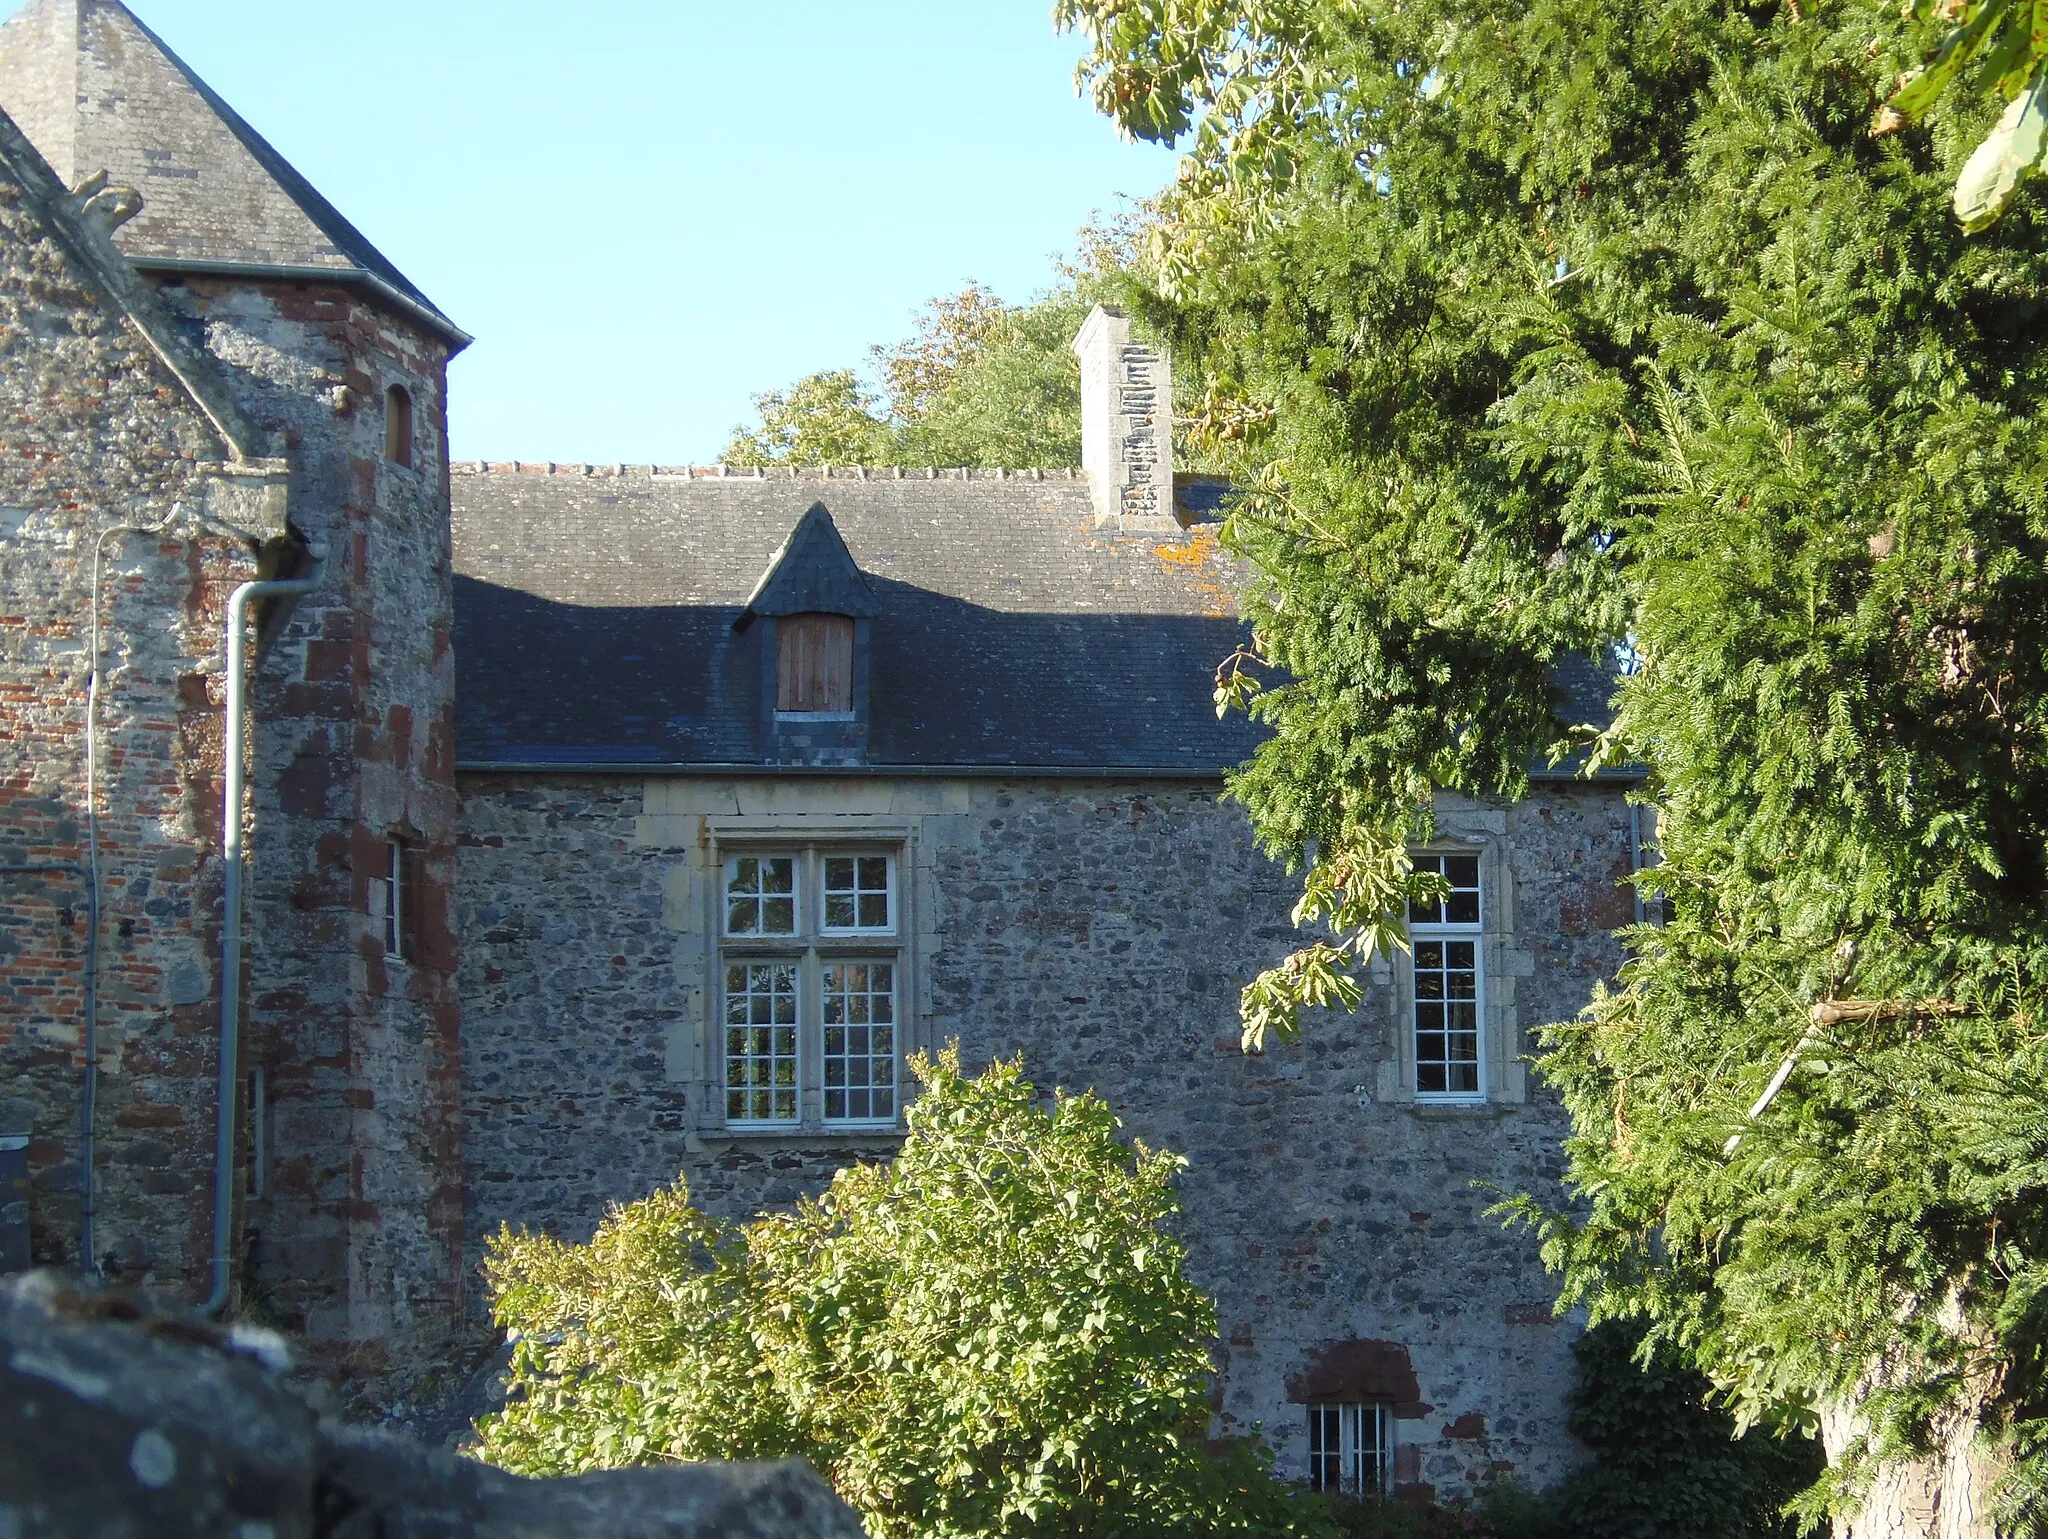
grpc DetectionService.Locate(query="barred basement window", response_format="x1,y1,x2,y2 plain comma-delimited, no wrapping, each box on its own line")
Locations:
1409,852,1482,1099
719,846,901,1130
1308,1402,1392,1496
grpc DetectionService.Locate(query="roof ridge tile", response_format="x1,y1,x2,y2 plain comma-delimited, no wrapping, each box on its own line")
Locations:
448,462,1087,480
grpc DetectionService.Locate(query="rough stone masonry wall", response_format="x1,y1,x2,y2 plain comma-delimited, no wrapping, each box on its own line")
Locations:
0,154,256,1289
458,772,1638,1501
149,273,465,1364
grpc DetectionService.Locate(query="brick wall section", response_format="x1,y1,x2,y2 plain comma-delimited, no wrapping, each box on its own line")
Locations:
150,274,465,1360
457,771,1638,1499
0,148,254,1288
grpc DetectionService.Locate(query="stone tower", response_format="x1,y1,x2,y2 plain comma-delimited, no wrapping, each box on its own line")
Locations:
0,0,469,1369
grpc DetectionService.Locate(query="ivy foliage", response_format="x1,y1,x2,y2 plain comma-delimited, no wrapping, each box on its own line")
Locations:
1538,1322,1823,1539
1057,0,2048,1525
475,1049,1301,1539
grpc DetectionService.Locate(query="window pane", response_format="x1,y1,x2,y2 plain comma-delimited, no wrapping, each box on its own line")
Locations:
1444,855,1480,923
1414,927,1481,1098
1409,852,1481,927
822,852,891,932
822,961,895,1123
726,855,796,935
725,962,798,1122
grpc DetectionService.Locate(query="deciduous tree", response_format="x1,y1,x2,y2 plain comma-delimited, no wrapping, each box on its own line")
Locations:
718,274,1111,469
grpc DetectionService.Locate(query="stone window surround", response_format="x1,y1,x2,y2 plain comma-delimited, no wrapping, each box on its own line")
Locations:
689,816,936,1139
368,830,415,969
1372,806,1531,1107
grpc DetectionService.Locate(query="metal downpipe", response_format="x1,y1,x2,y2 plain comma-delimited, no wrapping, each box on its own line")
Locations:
204,564,319,1317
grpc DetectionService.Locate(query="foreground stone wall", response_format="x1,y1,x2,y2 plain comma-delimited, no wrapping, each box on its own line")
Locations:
0,1270,864,1539
458,771,1639,1500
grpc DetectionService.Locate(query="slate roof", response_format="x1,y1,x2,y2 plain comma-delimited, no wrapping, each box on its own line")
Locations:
451,466,1266,773
0,0,467,347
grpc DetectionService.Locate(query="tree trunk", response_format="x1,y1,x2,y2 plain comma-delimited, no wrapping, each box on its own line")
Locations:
1820,1401,2003,1539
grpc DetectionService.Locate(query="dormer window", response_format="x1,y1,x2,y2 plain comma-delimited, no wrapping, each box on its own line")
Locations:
384,384,414,467
777,613,855,715
736,501,880,765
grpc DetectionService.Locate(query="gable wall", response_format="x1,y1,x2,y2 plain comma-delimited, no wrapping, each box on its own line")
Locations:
0,151,253,1290
148,273,463,1365
457,770,1638,1499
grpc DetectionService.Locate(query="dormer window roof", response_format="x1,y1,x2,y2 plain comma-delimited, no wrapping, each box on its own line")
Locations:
736,501,880,628
734,501,878,765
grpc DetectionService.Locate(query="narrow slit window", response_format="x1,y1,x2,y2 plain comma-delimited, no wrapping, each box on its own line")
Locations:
777,613,854,713
382,837,405,960
821,961,896,1124
1409,853,1482,1098
1308,1402,1392,1496
384,383,414,467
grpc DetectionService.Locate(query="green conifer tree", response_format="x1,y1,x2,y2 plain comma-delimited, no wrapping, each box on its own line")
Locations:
1056,1,2048,1530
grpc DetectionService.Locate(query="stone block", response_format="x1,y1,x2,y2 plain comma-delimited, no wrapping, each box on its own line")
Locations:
0,1273,865,1539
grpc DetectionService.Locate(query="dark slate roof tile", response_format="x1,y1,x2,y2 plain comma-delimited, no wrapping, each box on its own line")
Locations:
452,468,1263,772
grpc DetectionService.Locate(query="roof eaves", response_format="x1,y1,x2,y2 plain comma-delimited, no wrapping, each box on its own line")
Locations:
130,255,474,353
457,760,1233,780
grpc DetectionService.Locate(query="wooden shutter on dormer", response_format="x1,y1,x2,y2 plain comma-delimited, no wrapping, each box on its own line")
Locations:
777,613,855,712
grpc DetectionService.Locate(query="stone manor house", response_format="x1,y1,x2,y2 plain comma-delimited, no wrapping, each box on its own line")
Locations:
0,0,1647,1503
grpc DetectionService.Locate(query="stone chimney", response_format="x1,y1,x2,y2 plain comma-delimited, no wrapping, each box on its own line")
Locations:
1072,303,1175,531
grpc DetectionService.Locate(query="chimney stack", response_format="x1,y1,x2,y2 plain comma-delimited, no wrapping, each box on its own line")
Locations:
1072,304,1175,531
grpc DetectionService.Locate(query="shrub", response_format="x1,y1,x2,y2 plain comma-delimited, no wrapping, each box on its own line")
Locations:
476,1048,1281,1538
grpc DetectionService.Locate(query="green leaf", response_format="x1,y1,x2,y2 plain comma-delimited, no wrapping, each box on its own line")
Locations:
1956,68,2048,230
1894,0,2014,119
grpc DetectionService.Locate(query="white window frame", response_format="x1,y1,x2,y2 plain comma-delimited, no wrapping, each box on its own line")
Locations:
1307,1401,1392,1496
1408,850,1485,1103
715,846,902,1132
724,852,799,938
820,851,896,936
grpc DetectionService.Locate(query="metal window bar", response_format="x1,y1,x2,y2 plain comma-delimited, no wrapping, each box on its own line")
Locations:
1307,1402,1391,1496
822,960,895,1123
383,839,404,960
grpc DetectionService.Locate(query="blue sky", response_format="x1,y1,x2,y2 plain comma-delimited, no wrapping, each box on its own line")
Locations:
5,1,1179,462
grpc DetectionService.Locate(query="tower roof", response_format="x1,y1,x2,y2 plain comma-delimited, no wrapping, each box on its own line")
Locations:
0,0,467,348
